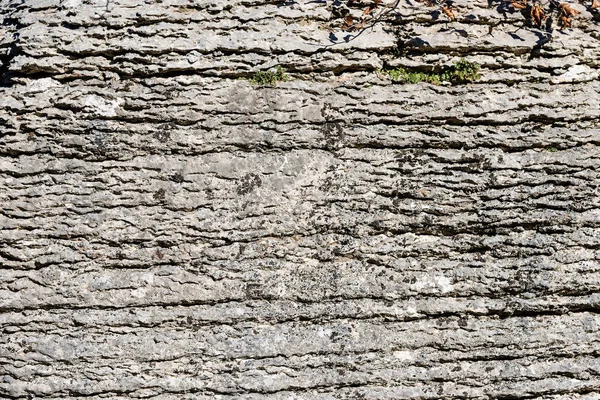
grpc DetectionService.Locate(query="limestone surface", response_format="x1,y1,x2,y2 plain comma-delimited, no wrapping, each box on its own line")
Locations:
1,0,600,398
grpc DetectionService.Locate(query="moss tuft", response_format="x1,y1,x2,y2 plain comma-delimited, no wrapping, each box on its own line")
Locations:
448,59,481,83
384,68,442,84
382,59,480,85
246,66,289,85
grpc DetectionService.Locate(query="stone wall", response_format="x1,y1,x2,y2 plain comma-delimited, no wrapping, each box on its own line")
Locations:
1,0,600,398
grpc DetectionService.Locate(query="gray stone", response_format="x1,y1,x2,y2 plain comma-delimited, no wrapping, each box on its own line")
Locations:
1,0,600,398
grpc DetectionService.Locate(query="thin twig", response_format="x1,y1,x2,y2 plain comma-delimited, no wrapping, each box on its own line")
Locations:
328,0,402,45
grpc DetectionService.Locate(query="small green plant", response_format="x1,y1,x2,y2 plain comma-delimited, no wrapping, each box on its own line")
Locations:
246,66,288,85
384,67,442,84
448,59,481,83
383,59,480,85
545,147,559,152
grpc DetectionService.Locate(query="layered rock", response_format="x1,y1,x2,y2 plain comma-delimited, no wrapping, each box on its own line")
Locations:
1,0,600,398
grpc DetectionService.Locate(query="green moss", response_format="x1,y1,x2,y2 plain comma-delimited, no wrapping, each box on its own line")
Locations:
246,66,288,86
545,147,559,152
385,67,442,84
382,59,480,85
450,59,481,83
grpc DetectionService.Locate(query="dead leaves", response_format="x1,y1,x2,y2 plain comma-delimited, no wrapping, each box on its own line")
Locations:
559,14,572,28
416,0,459,21
342,13,366,31
335,0,588,36
504,0,585,30
592,0,600,9
530,3,545,27
511,0,528,9
442,4,457,20
341,15,363,31
342,14,355,31
341,0,382,31
558,2,580,16
557,3,581,29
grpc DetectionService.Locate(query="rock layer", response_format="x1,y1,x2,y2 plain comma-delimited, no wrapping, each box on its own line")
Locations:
1,0,600,398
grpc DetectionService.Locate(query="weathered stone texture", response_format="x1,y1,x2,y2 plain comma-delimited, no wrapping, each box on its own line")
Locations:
1,0,600,398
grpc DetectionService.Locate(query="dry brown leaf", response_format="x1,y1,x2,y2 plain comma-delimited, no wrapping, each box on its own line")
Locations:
592,0,600,8
530,4,545,26
511,1,528,9
342,14,355,31
442,5,456,20
559,3,580,16
559,14,572,28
